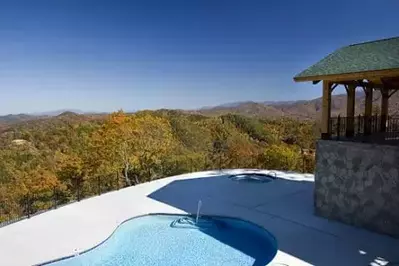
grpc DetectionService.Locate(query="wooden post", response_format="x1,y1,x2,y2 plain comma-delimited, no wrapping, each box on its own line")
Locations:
321,81,332,139
346,85,356,137
380,88,389,132
364,87,373,135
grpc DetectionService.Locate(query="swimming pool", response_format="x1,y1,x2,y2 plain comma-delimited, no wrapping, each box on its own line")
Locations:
40,214,277,266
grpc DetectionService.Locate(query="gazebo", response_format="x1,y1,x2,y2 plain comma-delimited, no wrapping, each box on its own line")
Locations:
294,37,399,237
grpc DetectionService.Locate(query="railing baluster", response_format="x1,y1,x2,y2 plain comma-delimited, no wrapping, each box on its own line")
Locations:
324,115,399,142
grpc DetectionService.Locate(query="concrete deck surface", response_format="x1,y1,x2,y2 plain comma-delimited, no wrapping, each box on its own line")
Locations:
0,169,398,266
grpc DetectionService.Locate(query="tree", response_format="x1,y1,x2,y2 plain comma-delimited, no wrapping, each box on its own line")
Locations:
56,152,86,200
91,111,137,185
133,113,175,181
92,111,175,185
259,144,301,171
226,131,258,168
207,118,231,169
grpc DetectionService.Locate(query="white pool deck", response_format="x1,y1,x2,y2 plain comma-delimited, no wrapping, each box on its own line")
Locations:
0,169,398,266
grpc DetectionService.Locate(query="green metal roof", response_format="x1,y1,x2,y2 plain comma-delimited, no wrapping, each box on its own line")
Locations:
294,37,399,80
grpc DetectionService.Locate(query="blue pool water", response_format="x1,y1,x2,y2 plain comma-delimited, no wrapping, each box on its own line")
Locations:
42,214,277,266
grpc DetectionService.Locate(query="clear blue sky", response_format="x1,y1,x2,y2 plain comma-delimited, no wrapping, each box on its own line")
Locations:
1,0,398,115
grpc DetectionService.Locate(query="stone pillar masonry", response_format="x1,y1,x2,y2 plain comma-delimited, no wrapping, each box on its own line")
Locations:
314,140,399,237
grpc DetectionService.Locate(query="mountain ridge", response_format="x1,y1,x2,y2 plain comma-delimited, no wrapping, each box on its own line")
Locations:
1,91,398,125
196,91,399,119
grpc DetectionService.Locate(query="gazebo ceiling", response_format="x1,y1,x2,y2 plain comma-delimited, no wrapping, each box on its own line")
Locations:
293,37,399,85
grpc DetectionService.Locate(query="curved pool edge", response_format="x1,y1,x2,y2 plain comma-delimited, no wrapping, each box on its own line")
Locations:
36,213,278,266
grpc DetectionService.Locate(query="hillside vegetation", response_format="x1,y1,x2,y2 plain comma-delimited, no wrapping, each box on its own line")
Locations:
0,110,316,222
2,89,398,222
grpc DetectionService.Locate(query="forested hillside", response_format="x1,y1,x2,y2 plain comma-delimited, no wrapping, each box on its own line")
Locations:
3,89,397,223
0,110,316,222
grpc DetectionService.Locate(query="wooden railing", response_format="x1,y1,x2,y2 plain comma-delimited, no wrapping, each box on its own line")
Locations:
330,115,399,143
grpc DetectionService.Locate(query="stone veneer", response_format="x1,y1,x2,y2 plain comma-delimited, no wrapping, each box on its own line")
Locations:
315,140,399,237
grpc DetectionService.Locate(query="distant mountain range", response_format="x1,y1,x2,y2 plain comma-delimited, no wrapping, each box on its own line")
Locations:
0,109,101,124
196,91,399,119
30,109,87,116
200,100,301,110
0,114,37,124
1,91,398,125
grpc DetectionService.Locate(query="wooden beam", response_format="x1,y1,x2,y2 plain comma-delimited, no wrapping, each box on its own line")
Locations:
382,77,399,88
321,81,332,139
389,89,398,98
368,77,384,85
346,84,356,137
341,80,379,90
334,80,399,91
344,84,349,93
364,87,373,135
364,87,373,116
294,68,399,83
380,88,389,132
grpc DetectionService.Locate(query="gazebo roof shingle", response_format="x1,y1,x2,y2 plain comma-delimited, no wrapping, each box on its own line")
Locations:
294,37,399,82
